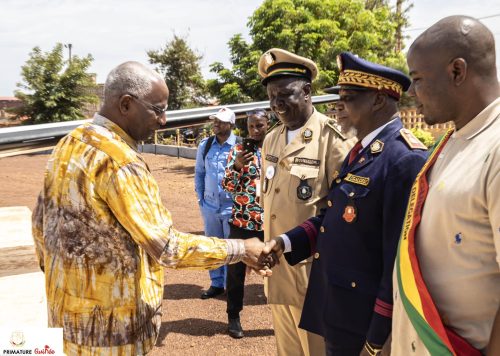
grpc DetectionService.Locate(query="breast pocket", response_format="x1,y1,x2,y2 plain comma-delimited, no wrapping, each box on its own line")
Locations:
339,183,370,200
289,165,320,203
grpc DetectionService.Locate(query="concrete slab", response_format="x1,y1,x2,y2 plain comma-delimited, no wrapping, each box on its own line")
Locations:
0,207,47,327
0,206,33,249
0,272,47,327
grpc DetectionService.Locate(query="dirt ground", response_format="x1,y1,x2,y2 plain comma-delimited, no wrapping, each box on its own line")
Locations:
0,153,276,356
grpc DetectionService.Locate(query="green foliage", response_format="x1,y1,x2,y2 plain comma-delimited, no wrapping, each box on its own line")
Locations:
14,43,98,124
232,127,242,137
209,0,411,103
207,34,266,104
410,128,435,147
148,34,207,110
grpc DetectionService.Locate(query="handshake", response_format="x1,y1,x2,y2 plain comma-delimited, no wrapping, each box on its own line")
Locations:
240,236,286,276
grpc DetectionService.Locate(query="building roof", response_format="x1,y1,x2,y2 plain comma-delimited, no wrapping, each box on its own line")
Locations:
0,97,20,101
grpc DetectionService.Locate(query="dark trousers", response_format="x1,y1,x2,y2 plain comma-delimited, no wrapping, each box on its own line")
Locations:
325,333,365,356
226,224,264,319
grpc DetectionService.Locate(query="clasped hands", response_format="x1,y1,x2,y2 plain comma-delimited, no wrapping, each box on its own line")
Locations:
241,236,286,276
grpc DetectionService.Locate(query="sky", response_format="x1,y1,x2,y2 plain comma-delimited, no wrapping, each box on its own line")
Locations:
1,0,499,96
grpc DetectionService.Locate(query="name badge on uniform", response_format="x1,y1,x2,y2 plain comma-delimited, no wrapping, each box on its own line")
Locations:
265,154,278,163
297,179,312,200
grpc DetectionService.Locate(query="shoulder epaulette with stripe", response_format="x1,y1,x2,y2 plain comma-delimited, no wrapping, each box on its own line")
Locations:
267,120,282,134
326,119,346,141
399,128,427,150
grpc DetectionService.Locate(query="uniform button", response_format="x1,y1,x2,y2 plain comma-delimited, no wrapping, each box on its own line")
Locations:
320,226,325,233
351,282,356,288
275,187,280,193
327,200,332,207
348,192,354,197
271,214,276,220
335,178,341,184
314,252,320,259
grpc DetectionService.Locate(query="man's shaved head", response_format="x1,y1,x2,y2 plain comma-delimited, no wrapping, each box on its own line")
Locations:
407,16,499,129
410,15,497,80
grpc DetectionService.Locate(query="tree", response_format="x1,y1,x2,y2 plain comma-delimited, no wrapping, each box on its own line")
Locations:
393,0,413,53
147,34,207,110
209,0,412,103
410,128,435,147
14,43,98,124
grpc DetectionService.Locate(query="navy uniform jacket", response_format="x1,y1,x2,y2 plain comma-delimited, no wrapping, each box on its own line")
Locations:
284,118,428,346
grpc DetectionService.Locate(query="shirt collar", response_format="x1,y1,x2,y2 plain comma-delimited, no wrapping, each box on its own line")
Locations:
361,116,399,148
215,131,236,146
452,97,500,140
92,113,137,150
279,108,317,135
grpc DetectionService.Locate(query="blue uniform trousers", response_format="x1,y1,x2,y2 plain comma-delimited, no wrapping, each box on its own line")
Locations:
201,208,231,288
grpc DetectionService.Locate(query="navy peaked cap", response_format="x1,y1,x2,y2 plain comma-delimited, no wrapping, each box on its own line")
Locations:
326,52,411,100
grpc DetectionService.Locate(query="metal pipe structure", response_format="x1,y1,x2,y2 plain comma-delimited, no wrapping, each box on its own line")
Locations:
0,94,338,147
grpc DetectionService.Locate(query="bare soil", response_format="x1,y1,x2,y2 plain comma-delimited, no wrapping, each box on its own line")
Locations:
0,153,276,356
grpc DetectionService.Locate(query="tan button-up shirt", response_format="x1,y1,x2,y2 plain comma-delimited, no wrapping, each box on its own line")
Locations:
261,109,354,306
392,97,500,354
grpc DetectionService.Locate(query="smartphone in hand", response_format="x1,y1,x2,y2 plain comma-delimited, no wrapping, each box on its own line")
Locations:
243,138,257,153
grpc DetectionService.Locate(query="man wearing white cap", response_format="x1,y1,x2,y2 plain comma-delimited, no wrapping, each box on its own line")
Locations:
195,107,240,299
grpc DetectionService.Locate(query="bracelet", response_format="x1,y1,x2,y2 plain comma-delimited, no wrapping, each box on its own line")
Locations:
364,341,382,356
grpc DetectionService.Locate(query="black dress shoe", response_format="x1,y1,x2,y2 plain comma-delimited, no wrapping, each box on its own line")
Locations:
228,318,244,339
200,286,225,299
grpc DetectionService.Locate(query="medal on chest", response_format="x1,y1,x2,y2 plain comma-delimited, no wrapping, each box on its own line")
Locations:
342,197,357,223
297,179,312,200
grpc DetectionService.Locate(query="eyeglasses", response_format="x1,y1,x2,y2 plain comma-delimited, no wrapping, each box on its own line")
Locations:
128,93,168,117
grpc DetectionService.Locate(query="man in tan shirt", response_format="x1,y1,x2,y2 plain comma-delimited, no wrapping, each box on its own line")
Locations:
391,16,500,355
258,48,354,355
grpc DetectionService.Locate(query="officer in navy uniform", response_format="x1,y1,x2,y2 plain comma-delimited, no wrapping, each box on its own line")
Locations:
263,52,428,356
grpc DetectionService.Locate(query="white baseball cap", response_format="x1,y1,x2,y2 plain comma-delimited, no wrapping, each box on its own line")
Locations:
209,107,235,124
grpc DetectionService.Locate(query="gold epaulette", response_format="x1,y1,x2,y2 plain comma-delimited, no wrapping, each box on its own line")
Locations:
326,119,346,141
267,120,282,134
400,128,427,150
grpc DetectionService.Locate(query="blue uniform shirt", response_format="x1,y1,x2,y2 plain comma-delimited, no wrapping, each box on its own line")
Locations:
284,118,428,346
195,133,236,214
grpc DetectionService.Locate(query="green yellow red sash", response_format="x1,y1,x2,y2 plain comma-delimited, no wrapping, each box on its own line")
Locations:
396,129,481,355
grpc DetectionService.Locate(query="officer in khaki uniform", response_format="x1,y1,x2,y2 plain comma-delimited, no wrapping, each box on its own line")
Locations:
258,48,355,356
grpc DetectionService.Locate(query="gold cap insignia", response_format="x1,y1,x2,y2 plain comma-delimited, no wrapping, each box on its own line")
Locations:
264,52,274,66
336,54,343,72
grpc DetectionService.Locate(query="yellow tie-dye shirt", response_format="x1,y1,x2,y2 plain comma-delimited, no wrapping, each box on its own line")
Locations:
32,114,244,355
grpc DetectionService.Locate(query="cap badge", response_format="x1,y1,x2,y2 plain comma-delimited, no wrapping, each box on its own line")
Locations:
336,54,343,72
264,52,275,66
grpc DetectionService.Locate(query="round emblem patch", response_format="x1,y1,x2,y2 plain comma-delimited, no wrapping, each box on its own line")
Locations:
266,165,275,179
